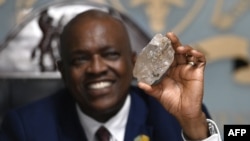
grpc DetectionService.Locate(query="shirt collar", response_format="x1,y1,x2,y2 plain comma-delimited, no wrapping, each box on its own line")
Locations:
76,94,131,141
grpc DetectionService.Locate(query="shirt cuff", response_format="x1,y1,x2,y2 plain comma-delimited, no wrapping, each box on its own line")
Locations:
181,119,222,141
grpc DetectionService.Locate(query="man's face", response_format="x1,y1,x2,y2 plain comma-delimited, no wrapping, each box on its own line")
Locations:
59,16,135,117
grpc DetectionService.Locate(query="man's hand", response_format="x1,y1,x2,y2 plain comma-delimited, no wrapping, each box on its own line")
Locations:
138,32,209,140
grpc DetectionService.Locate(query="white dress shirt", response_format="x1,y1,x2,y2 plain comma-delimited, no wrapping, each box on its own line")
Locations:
76,95,131,141
76,94,221,141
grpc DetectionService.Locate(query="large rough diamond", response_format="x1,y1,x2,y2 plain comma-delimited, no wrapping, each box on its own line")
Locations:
133,34,175,85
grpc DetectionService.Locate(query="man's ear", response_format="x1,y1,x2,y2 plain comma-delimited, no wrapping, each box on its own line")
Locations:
132,51,137,67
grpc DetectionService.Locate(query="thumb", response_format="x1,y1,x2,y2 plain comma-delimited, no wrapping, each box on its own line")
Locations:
137,82,159,99
138,82,151,91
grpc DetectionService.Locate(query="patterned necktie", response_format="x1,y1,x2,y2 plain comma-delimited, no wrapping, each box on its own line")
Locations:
95,126,111,141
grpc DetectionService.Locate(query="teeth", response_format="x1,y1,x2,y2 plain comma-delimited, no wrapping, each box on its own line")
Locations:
88,81,112,89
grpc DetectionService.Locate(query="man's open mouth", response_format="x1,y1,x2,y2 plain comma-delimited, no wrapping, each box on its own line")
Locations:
87,81,112,90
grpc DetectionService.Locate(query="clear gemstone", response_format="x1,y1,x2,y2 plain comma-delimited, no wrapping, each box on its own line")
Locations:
133,34,175,85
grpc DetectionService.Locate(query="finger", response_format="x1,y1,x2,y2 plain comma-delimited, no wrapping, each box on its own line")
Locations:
176,45,193,55
189,50,206,67
181,47,206,67
166,32,182,50
172,53,185,67
166,32,183,66
189,49,206,61
175,45,193,65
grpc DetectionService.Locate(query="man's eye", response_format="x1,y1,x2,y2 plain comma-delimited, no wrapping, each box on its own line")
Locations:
71,56,88,65
103,52,120,60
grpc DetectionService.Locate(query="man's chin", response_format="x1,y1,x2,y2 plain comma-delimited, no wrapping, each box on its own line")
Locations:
91,101,116,113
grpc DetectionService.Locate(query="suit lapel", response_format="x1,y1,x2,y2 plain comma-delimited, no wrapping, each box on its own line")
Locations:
124,87,153,141
56,90,88,141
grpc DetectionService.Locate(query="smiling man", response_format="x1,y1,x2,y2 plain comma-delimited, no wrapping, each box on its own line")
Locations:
58,11,134,123
0,9,221,141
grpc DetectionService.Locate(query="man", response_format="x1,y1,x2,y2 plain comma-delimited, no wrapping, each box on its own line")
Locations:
0,9,221,141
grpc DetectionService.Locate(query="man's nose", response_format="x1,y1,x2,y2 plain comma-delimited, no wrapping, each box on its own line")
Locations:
86,55,108,74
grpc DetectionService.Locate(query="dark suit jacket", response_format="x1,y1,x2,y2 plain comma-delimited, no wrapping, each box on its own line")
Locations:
0,86,211,141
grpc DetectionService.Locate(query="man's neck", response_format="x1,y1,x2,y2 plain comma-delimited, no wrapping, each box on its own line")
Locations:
78,95,128,123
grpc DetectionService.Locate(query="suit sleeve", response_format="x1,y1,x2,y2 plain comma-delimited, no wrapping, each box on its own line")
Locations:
0,111,27,141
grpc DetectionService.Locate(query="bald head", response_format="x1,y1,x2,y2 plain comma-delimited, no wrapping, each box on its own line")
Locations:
59,10,132,58
63,9,122,30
